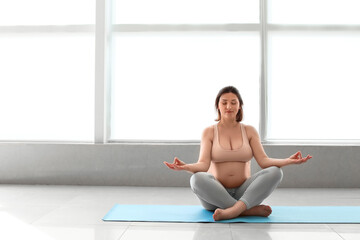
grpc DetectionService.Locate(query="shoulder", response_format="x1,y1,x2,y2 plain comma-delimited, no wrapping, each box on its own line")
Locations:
201,125,215,141
242,124,260,139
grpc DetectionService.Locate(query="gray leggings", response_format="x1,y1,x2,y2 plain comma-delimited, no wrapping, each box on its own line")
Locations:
190,166,283,210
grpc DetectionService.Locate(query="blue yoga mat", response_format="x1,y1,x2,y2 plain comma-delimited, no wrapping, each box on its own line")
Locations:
103,204,360,223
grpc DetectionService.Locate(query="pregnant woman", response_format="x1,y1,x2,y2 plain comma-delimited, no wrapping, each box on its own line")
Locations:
164,86,312,221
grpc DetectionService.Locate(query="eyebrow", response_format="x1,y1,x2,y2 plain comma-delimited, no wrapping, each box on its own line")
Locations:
221,99,238,101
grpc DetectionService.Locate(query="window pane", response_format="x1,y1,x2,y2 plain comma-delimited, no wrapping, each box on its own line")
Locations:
111,32,259,140
267,31,360,140
268,0,360,24
0,0,95,25
115,0,259,24
0,33,94,141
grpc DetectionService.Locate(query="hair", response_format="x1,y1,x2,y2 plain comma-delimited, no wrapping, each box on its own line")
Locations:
215,86,244,122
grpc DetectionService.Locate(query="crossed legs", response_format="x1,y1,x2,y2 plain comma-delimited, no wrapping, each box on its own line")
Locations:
190,166,283,220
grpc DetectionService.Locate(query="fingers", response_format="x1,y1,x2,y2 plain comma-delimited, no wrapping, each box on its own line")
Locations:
174,157,186,166
163,161,174,169
293,151,312,161
164,162,176,170
164,157,185,170
301,154,312,161
293,154,313,164
163,161,184,171
290,151,301,159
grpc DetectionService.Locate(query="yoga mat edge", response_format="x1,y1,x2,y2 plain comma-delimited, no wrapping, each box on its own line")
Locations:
103,204,360,223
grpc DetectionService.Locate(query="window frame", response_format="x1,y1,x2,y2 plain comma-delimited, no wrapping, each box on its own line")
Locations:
263,0,360,144
92,0,360,145
105,0,262,143
1,0,359,144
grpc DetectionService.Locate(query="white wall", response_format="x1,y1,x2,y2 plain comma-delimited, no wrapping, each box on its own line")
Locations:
0,143,359,187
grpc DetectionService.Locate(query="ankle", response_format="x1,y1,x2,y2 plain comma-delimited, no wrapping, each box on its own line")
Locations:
234,201,247,212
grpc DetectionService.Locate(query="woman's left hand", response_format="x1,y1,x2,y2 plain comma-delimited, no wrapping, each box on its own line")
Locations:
288,151,312,165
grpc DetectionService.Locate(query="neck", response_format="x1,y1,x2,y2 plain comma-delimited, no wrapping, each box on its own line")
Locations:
219,119,239,128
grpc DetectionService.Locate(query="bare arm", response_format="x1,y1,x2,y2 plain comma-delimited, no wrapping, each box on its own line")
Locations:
164,126,213,173
246,125,312,169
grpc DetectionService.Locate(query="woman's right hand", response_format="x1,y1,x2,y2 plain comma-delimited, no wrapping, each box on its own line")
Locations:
163,157,188,171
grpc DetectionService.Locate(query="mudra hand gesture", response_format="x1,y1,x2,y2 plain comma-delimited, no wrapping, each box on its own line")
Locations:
288,151,312,164
164,157,188,171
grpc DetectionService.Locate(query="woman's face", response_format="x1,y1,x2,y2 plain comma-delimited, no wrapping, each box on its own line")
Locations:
218,92,241,120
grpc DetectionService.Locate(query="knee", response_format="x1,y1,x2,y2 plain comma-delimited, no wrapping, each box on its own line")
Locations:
266,166,283,183
190,172,212,192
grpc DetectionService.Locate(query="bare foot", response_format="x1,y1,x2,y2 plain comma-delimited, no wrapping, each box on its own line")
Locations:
213,201,247,221
213,204,272,221
240,205,272,217
213,208,225,221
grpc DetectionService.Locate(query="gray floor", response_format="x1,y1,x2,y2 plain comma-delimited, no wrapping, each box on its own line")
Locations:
0,185,359,240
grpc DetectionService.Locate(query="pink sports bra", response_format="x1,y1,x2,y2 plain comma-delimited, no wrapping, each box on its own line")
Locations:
211,123,253,163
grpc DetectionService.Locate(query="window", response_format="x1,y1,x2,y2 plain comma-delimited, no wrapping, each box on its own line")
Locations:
266,0,360,141
268,0,360,25
0,0,95,141
110,0,260,141
114,0,259,24
1,0,359,143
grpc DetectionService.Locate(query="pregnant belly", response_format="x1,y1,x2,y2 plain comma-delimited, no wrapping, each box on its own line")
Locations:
217,174,248,188
209,161,250,188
